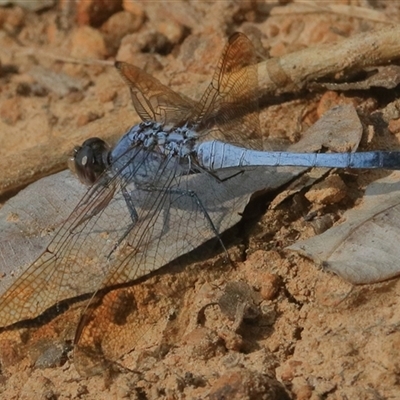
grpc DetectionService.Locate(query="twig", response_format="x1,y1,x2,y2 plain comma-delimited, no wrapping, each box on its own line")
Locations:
15,47,114,67
257,25,400,95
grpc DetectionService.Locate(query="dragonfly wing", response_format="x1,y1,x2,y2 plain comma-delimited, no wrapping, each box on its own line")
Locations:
0,147,164,328
73,158,238,375
115,62,196,126
0,182,113,327
191,32,262,149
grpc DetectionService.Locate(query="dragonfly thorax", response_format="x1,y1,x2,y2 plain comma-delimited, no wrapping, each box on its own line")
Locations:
158,125,198,158
108,122,199,187
116,121,198,159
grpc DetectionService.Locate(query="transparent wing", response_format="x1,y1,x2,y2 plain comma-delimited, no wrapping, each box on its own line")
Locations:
116,33,262,149
0,144,238,373
115,62,196,125
0,178,120,328
0,147,169,328
73,159,236,374
190,32,262,149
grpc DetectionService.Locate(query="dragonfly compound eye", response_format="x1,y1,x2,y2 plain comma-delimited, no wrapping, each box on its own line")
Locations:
69,137,110,185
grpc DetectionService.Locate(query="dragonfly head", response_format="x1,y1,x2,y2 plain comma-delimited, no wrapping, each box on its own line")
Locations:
68,137,110,185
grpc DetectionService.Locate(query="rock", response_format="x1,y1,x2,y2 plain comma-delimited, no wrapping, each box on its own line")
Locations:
0,0,54,11
102,10,143,36
183,327,224,361
34,341,69,369
209,370,290,400
305,175,347,205
388,118,400,134
101,10,144,54
69,26,107,59
0,97,21,125
122,0,145,18
76,0,122,27
157,20,186,45
0,6,25,34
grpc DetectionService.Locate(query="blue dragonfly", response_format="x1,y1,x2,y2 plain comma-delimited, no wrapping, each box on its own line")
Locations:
0,32,399,375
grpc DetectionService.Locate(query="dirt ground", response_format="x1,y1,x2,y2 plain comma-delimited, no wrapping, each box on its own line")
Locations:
1,1,400,399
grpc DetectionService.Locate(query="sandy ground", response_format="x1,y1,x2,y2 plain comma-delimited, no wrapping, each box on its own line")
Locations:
1,1,400,399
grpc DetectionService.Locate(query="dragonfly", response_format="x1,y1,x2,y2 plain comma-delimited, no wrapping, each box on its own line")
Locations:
1,32,400,375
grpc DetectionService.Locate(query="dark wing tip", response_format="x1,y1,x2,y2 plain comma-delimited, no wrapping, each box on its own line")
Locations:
228,32,246,44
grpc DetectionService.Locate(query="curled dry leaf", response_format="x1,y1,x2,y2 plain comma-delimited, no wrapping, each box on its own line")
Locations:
288,171,400,284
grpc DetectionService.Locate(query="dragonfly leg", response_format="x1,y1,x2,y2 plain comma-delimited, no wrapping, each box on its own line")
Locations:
166,187,229,257
106,187,139,259
194,162,245,183
210,169,245,183
122,186,139,223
